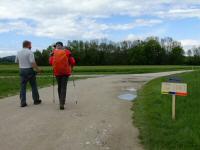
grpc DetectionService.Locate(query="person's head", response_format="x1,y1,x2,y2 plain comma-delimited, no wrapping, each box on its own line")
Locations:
55,41,63,49
23,40,32,49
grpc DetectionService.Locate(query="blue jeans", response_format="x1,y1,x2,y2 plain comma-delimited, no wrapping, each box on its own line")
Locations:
20,68,40,104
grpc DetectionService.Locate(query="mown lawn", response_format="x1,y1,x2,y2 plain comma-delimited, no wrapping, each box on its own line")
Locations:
0,64,198,76
133,70,200,150
0,76,83,99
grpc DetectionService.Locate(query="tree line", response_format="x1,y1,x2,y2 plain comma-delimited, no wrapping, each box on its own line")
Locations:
33,36,200,66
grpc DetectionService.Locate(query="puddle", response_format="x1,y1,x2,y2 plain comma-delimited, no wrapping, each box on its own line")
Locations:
118,94,137,101
118,87,138,101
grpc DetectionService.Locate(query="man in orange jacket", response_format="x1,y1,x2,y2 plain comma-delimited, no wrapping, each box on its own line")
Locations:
49,42,76,110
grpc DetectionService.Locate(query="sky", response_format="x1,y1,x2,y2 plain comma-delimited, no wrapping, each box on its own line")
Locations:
0,0,200,57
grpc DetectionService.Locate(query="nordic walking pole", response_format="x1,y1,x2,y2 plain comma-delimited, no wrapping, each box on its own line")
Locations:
71,70,77,104
53,69,55,103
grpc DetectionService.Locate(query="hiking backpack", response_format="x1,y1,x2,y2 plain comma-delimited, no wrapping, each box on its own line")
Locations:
53,49,71,76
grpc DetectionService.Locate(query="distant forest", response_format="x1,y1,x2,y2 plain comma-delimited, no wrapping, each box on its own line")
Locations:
0,55,16,64
1,37,200,65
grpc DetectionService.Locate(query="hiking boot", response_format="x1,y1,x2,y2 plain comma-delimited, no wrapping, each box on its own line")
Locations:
21,103,27,107
34,99,42,105
60,105,65,110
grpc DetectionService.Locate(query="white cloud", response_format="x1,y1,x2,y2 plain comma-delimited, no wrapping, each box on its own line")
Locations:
106,19,162,30
125,26,168,41
0,50,17,57
125,34,145,41
157,8,200,19
0,17,162,39
180,39,200,50
0,0,200,39
0,21,33,33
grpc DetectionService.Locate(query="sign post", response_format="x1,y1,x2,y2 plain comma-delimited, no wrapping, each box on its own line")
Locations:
172,94,176,120
161,81,187,120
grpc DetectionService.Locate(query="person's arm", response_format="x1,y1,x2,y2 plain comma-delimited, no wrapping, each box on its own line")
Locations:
49,52,54,66
69,56,76,67
32,62,42,73
66,50,76,67
29,52,42,73
15,55,18,63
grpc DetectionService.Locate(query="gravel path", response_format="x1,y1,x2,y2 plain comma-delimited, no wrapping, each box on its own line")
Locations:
0,71,190,150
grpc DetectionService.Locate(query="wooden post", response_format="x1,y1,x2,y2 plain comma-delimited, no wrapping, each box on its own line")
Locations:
172,94,176,120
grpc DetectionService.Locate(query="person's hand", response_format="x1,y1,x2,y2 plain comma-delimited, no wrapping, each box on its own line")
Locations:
37,68,42,74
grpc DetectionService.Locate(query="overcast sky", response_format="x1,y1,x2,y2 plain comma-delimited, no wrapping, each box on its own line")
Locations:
0,0,200,57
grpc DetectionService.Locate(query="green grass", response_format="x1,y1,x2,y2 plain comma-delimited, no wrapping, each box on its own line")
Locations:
133,70,200,150
72,66,198,74
0,64,199,76
0,76,85,99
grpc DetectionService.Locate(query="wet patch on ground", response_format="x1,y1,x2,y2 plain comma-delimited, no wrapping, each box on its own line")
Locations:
118,88,137,101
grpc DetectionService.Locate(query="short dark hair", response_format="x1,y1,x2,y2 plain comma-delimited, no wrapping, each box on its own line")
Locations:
56,41,63,47
23,40,31,48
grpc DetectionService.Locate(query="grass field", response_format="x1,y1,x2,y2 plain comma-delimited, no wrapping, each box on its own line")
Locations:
0,64,199,99
0,76,85,99
0,64,199,76
133,70,200,150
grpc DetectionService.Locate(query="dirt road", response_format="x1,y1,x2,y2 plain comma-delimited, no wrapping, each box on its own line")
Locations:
0,71,189,150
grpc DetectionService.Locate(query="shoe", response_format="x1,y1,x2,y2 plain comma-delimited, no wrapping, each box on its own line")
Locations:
34,99,42,105
21,103,27,107
60,105,65,110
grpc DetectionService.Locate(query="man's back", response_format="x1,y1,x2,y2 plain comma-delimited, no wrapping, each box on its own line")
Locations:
16,48,35,69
